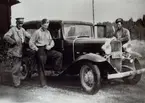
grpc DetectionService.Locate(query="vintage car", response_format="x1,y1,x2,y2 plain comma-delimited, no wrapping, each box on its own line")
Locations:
21,20,145,94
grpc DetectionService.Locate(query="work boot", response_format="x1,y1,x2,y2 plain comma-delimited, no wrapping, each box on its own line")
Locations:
13,76,21,88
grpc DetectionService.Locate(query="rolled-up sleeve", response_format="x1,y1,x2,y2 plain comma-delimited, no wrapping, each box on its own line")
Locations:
29,31,39,51
3,28,16,44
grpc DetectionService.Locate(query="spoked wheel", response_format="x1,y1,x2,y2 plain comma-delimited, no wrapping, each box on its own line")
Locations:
20,63,31,80
80,62,100,95
122,59,142,85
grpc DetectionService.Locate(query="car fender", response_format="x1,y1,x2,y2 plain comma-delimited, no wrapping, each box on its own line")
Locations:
130,51,142,59
122,57,141,70
62,53,116,75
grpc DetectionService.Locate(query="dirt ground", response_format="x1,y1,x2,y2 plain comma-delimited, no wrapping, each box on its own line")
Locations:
0,60,145,103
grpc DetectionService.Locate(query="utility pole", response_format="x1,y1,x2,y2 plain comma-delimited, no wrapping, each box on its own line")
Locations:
92,0,95,24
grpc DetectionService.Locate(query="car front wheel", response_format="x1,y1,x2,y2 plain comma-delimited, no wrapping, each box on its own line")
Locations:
122,59,142,85
80,62,101,95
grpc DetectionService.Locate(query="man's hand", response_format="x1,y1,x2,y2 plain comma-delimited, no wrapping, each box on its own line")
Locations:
35,48,39,51
111,37,117,41
11,41,17,47
45,45,52,51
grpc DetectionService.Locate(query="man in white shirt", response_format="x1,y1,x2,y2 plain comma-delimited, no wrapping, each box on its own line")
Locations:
29,19,62,86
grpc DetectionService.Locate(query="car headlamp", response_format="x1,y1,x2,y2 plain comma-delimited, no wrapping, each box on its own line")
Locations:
123,43,132,53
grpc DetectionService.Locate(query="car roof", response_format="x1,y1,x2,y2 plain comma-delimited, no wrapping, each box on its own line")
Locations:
62,21,93,26
23,20,93,29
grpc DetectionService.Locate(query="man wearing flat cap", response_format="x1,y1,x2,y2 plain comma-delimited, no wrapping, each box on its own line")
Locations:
113,18,131,45
3,17,30,87
102,18,131,53
29,18,63,87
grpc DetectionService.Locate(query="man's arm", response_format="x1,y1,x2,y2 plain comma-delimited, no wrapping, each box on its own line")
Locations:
23,28,31,39
3,28,16,45
49,36,55,48
29,31,39,51
46,32,55,50
120,29,130,42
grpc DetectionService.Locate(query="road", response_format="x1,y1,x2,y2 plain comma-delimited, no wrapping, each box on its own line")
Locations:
0,59,145,103
0,73,145,103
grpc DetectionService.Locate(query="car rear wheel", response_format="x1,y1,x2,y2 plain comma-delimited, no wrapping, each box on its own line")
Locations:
80,62,101,95
20,63,31,80
122,59,142,85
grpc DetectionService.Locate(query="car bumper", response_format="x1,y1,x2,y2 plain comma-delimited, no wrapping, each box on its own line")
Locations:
108,68,145,79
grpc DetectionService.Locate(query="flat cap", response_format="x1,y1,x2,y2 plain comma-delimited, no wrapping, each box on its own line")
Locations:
115,18,123,24
16,17,24,23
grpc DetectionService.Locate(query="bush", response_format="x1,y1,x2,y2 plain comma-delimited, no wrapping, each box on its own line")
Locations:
97,15,145,40
131,40,145,58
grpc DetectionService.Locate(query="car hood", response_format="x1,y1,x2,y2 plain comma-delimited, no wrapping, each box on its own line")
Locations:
73,38,109,55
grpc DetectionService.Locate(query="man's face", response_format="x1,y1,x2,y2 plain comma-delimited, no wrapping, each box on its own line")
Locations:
16,22,24,29
42,21,49,30
117,22,122,30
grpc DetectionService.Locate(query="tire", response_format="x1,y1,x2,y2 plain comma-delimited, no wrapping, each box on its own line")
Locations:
20,63,31,80
122,59,142,85
80,62,101,95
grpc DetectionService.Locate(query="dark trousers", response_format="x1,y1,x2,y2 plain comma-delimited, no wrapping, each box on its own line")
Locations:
36,46,63,86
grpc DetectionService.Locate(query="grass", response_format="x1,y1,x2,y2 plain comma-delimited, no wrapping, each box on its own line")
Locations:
131,40,145,67
131,40,145,58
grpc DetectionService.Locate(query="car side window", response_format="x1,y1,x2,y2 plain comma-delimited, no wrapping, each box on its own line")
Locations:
68,26,76,37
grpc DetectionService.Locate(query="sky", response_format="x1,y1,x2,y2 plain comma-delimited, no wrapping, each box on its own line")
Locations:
11,0,145,25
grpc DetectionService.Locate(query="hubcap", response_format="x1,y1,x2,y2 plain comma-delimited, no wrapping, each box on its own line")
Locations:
81,65,95,89
84,70,94,86
20,64,28,80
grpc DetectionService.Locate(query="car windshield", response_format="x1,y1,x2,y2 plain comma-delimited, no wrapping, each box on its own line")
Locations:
64,24,92,38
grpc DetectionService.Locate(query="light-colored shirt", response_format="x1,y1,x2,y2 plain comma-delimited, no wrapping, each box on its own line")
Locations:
29,28,54,51
3,26,31,57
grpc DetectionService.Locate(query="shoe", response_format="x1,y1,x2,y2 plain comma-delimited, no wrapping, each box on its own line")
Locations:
41,83,47,87
53,71,64,76
14,83,21,88
13,78,21,88
40,78,47,87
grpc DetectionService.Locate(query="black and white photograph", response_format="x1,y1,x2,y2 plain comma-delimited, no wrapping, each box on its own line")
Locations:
0,0,145,103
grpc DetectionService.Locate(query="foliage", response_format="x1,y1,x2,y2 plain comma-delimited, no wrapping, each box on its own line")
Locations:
131,40,145,58
0,39,11,62
97,15,145,40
